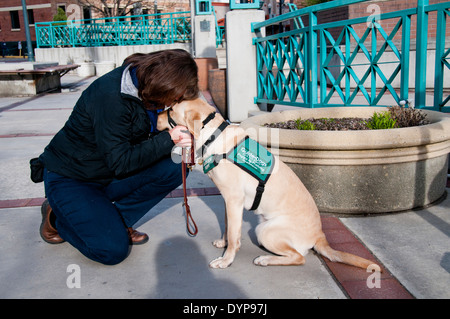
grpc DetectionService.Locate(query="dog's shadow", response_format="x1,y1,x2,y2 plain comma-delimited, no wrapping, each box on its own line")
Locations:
152,235,248,298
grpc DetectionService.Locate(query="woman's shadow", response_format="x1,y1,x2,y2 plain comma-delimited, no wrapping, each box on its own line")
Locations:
151,235,248,299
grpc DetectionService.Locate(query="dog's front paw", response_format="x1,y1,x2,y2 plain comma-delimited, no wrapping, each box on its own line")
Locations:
212,239,227,248
209,257,232,269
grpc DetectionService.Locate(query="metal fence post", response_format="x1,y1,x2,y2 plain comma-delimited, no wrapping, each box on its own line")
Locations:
70,21,76,47
50,24,55,48
434,6,446,111
170,13,175,44
307,10,318,107
400,14,411,103
415,0,429,109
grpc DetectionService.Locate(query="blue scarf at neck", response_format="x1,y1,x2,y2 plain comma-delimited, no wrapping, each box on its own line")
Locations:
130,66,161,133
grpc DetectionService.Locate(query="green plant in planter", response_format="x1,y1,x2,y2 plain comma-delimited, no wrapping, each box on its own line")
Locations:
366,111,397,130
295,118,316,130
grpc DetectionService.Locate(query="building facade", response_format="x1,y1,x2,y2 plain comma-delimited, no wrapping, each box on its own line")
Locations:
1,0,446,56
0,0,192,55
1,0,78,44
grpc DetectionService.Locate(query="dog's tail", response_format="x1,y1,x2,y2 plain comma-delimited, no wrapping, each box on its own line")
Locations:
313,236,381,271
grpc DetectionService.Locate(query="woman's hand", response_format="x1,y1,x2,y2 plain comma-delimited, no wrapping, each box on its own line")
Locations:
168,125,192,147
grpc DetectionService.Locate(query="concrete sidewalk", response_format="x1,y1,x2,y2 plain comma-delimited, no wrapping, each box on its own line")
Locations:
0,74,449,299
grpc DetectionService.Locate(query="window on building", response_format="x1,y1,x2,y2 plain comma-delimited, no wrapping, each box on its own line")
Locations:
10,10,20,29
104,7,112,16
83,7,91,21
27,9,35,25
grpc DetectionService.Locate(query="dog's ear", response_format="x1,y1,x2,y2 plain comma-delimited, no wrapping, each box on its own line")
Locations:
185,109,202,138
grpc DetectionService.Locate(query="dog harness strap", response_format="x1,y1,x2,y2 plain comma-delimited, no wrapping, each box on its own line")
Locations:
197,121,229,158
250,181,266,211
202,112,216,127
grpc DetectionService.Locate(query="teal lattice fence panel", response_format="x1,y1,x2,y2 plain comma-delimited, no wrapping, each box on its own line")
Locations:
252,0,450,112
35,12,191,48
432,2,450,111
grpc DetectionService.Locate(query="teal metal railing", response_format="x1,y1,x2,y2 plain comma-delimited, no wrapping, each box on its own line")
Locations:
252,0,450,112
35,11,192,48
212,6,225,47
36,10,227,48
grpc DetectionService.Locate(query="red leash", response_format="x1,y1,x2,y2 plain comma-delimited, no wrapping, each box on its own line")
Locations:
181,141,198,236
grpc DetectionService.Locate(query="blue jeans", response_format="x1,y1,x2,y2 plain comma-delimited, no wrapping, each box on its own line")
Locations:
43,156,185,265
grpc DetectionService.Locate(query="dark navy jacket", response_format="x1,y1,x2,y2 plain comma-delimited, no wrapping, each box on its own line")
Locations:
40,65,174,185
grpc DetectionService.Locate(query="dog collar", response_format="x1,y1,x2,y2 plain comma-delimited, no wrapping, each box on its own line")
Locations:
167,108,177,129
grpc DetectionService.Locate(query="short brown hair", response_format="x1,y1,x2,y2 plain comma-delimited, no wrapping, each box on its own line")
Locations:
124,49,199,109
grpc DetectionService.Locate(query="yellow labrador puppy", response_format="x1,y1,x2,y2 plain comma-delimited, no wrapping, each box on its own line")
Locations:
157,98,379,270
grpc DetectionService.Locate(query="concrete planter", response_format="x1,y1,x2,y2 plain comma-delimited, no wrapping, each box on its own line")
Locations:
240,107,450,214
94,61,116,77
77,62,95,77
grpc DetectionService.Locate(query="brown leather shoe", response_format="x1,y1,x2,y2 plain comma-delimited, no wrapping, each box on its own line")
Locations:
40,199,65,244
127,227,149,245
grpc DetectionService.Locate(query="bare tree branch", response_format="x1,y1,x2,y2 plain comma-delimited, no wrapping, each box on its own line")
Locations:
77,0,144,18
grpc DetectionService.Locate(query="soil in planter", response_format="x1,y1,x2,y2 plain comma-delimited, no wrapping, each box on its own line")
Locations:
264,106,430,131
265,117,371,131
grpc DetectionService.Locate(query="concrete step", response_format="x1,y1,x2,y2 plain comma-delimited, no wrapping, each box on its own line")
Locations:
216,46,227,69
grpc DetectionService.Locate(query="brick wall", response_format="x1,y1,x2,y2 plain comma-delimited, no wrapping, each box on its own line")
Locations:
0,0,79,45
347,0,447,41
289,0,447,42
0,0,190,51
